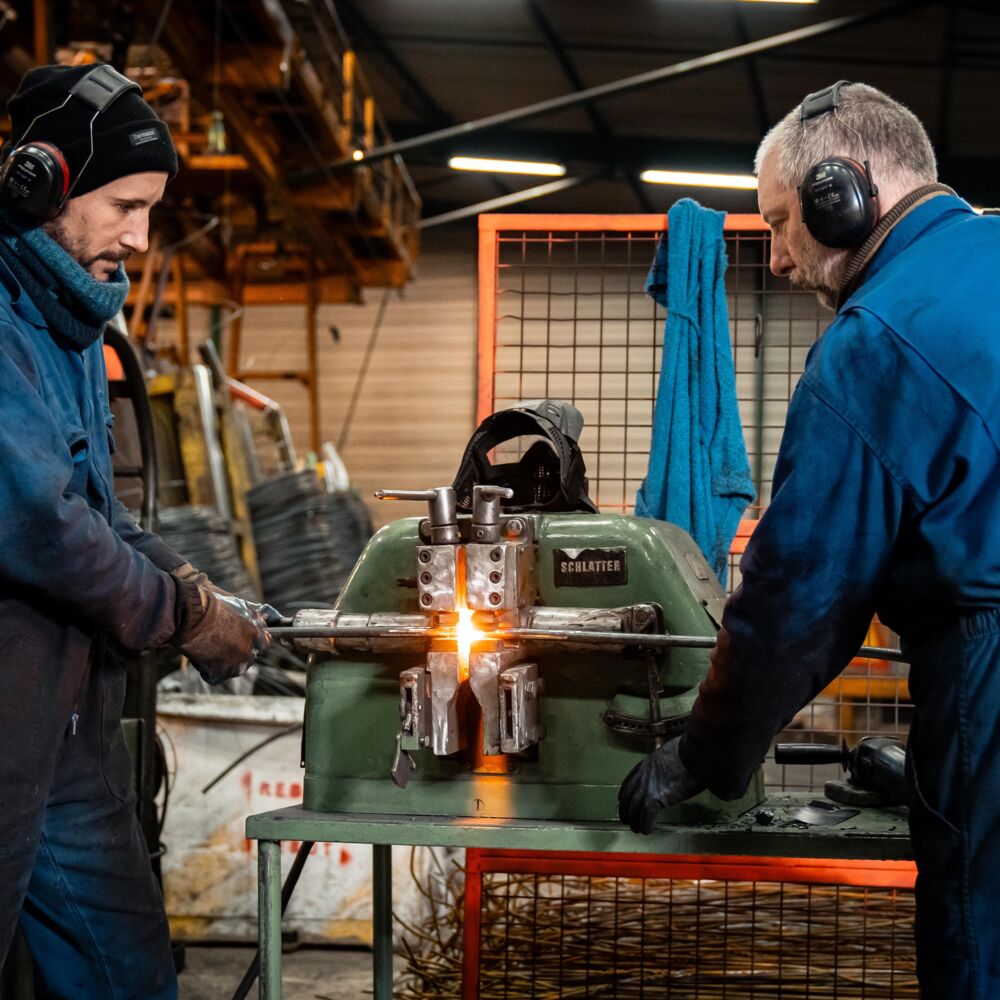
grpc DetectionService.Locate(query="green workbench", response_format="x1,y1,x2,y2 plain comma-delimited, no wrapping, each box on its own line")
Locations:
245,796,912,999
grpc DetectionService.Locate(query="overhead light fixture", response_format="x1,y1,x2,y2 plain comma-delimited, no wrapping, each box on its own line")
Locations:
448,156,566,177
735,1,819,5
640,169,758,190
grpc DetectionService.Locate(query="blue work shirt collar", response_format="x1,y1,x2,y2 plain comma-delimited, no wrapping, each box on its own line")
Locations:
855,193,976,295
0,253,48,330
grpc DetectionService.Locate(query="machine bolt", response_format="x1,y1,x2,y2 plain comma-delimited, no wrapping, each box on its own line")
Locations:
489,592,502,606
506,518,525,537
489,570,502,584
420,572,433,585
490,547,503,562
420,593,433,607
418,549,432,563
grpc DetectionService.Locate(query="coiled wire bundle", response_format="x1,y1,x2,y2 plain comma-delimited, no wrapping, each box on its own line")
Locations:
247,470,372,612
156,505,255,597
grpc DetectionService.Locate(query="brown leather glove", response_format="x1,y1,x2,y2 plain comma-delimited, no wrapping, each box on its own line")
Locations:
171,578,271,685
172,563,289,627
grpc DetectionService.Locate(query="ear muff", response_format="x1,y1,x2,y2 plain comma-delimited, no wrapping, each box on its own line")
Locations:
0,140,71,223
799,155,879,249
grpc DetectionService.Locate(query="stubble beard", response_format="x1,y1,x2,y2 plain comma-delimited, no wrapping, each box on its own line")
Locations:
44,215,131,281
791,238,851,312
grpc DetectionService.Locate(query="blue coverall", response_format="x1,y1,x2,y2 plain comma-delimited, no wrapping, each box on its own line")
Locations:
0,256,182,998
679,195,1000,997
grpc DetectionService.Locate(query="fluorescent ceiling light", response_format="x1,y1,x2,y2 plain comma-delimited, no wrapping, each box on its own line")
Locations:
448,156,566,177
641,169,758,190
734,1,819,5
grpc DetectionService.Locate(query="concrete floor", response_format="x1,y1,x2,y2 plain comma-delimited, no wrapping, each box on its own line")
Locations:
178,944,399,1000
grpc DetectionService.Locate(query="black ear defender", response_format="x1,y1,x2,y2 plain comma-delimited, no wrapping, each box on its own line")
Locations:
798,80,880,249
0,64,141,223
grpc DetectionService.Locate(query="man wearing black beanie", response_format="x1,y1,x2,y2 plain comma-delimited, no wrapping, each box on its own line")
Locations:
0,64,278,999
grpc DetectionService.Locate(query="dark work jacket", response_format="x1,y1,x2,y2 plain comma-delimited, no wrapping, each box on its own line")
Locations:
680,196,1000,798
0,254,184,847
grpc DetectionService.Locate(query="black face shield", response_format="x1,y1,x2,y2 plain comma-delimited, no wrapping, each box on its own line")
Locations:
453,399,598,515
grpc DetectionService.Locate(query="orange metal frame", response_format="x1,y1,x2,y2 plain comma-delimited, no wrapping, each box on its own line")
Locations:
461,849,916,998
476,212,770,422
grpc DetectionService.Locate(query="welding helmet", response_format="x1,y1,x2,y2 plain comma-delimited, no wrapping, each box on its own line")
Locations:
453,399,598,514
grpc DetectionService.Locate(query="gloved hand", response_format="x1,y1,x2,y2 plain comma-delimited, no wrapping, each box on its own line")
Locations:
171,578,271,685
618,736,706,835
172,563,290,628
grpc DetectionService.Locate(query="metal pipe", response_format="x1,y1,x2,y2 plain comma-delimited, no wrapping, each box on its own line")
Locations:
268,624,908,664
292,3,913,180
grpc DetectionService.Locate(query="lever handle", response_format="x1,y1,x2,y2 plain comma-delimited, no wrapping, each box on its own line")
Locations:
374,489,439,501
473,486,514,501
374,487,459,544
774,740,849,768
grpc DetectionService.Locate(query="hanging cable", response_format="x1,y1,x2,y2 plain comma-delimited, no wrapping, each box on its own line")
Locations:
336,286,391,453
200,722,303,794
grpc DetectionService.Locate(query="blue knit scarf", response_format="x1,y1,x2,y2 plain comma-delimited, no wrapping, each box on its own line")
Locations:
0,223,130,349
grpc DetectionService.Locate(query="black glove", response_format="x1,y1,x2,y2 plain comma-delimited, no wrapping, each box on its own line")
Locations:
171,578,271,685
618,737,706,835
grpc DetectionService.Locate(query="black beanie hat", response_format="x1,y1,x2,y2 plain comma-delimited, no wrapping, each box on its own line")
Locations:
6,63,178,199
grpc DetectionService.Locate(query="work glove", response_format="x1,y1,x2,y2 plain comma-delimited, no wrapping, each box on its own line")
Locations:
172,562,290,628
171,578,271,685
618,736,706,835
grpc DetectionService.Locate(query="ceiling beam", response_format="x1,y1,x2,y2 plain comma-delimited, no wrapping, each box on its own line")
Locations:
294,1,922,179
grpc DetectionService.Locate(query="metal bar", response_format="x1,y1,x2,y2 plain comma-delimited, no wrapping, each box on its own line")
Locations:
477,212,770,232
418,173,600,229
294,3,913,178
306,267,321,454
468,849,917,890
477,217,499,424
268,625,907,663
191,364,233,523
372,844,393,1000
258,840,283,1000
461,853,484,1000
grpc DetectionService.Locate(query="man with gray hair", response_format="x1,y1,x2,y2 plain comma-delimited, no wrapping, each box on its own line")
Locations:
619,81,1000,997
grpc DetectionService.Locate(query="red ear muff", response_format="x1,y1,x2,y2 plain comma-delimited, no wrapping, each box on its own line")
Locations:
0,139,72,223
798,155,879,249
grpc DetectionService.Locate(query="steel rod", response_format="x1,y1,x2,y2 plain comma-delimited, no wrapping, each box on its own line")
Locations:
268,625,908,663
293,3,912,180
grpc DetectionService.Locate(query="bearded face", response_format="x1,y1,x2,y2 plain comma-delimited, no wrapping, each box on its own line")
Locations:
788,238,851,312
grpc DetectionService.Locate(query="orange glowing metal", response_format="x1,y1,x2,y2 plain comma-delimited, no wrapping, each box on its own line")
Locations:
455,602,483,681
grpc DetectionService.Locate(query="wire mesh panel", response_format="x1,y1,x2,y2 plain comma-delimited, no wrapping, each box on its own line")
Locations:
472,873,916,999
477,214,909,790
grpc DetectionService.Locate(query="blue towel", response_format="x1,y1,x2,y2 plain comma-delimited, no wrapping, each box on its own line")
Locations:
635,198,755,584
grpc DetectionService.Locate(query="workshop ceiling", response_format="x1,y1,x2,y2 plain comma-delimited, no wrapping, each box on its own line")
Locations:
335,0,1000,218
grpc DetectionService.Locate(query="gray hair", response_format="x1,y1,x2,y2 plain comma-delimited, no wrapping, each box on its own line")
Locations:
754,83,937,192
